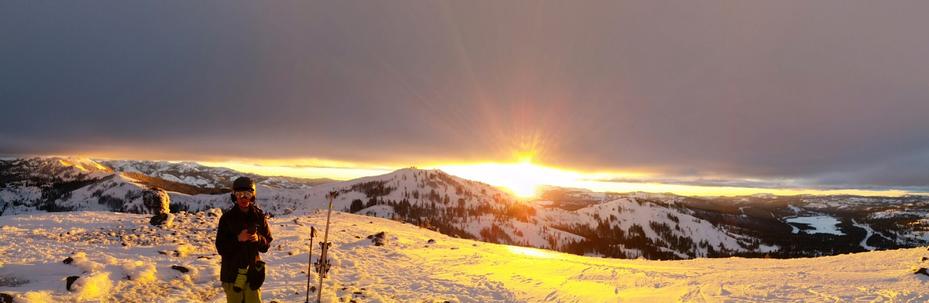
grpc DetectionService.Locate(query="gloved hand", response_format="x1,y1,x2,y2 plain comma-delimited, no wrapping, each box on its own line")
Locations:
232,267,248,292
248,261,266,290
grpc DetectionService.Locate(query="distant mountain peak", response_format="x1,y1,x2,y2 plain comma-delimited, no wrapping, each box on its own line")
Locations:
56,157,112,173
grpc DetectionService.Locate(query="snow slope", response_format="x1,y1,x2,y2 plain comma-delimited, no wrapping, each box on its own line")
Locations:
537,198,771,258
1,211,928,302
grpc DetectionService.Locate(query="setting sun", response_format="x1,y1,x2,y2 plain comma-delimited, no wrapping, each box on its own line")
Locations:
434,159,582,198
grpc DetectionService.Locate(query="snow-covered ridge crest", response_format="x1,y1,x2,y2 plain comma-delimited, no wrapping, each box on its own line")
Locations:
1,156,112,182
100,159,332,190
4,156,929,261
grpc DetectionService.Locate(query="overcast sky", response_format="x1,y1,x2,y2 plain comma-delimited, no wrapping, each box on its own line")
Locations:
2,1,928,192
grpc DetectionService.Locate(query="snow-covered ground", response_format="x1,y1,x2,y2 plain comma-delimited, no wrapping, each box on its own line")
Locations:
1,211,929,302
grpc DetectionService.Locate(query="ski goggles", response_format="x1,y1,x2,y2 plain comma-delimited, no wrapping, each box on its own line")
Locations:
233,191,255,199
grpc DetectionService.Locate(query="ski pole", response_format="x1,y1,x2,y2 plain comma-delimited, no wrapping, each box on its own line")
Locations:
305,226,316,303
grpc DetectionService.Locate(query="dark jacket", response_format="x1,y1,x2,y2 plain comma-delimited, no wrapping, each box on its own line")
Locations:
215,205,272,283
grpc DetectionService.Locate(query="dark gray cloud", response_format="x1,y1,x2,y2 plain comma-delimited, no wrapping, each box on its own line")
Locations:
2,1,928,191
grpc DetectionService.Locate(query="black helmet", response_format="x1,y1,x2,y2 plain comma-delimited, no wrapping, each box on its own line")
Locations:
232,176,256,192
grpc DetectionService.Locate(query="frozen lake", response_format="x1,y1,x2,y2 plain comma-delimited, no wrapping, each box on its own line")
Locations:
786,215,845,235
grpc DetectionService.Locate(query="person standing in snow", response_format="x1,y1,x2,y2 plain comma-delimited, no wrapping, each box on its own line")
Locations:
215,176,273,303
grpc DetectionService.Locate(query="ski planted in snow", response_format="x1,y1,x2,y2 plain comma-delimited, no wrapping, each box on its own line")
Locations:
314,191,338,303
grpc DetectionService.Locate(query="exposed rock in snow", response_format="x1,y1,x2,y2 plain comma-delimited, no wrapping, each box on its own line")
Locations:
141,188,170,215
64,276,78,291
368,232,387,246
142,188,174,228
170,265,190,274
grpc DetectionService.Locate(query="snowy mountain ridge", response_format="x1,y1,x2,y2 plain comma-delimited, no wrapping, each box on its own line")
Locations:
3,156,929,261
0,157,768,259
100,159,334,190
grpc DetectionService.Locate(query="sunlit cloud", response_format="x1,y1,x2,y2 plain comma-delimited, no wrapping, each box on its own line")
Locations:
197,159,394,181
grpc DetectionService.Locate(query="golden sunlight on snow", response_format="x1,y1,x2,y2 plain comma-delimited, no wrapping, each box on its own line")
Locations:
507,246,555,259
